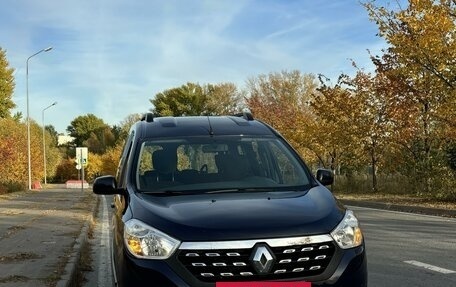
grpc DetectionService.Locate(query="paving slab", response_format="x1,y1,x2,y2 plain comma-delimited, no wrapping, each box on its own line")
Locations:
0,188,96,287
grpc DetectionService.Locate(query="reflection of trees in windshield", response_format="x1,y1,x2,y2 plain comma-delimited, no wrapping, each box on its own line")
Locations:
136,137,310,192
138,145,159,175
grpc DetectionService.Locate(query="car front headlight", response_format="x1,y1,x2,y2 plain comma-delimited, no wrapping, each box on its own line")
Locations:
330,210,363,249
124,219,180,259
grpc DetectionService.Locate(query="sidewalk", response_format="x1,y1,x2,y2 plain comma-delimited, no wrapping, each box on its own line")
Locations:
0,187,97,287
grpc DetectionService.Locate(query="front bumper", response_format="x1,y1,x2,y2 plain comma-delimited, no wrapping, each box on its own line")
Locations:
314,244,367,287
114,242,367,287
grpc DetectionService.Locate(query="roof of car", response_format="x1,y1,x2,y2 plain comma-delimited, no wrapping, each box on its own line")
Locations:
133,114,277,139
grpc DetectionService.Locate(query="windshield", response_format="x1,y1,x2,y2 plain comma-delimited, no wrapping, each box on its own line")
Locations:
135,136,311,193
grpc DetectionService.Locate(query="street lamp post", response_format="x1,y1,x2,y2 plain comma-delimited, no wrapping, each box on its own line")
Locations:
27,46,53,190
42,102,57,185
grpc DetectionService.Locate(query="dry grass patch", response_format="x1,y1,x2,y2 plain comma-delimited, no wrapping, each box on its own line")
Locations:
0,275,30,283
0,252,43,263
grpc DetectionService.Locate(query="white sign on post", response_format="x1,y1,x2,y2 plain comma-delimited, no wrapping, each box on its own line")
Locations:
75,147,88,165
75,147,88,191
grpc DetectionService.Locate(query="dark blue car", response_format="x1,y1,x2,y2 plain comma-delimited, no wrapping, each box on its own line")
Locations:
93,113,367,287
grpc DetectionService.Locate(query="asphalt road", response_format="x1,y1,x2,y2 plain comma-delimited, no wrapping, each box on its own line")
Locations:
350,206,456,287
83,198,456,286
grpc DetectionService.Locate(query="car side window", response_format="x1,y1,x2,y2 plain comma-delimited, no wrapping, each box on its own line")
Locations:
117,132,134,187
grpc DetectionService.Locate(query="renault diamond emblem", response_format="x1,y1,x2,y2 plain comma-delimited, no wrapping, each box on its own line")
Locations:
250,244,275,274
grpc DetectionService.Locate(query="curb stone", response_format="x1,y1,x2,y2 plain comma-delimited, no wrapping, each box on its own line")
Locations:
56,193,100,287
340,199,456,218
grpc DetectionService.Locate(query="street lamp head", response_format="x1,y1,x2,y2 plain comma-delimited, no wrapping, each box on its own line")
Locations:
44,47,53,52
43,101,58,111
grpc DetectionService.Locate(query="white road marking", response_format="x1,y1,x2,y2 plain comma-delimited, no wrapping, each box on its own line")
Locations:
404,260,456,274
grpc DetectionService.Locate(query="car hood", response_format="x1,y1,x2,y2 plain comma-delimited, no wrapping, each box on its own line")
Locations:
129,186,345,241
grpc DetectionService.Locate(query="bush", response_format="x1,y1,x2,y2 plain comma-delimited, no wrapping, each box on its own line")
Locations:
332,173,416,195
0,181,26,194
331,172,456,201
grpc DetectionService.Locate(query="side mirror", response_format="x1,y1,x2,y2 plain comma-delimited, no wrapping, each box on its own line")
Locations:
316,169,334,186
93,175,124,195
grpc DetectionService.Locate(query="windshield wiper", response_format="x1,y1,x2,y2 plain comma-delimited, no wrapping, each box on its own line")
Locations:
142,187,307,195
141,190,189,196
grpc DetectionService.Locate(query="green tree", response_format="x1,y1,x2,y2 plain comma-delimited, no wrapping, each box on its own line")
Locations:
84,126,116,154
205,83,245,115
67,114,108,147
12,112,22,122
45,125,59,146
152,83,206,116
0,47,15,118
116,113,142,143
43,128,63,183
151,82,243,117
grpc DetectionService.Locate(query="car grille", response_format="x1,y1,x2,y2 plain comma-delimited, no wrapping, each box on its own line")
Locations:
177,237,335,282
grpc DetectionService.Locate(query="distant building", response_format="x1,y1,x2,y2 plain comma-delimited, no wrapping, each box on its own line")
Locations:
58,135,75,146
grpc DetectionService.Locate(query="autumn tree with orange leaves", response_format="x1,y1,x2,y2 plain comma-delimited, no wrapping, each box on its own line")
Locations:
246,71,320,165
364,0,456,197
313,67,402,192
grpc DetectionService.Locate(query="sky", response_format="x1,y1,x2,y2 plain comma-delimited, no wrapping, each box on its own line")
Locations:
0,0,393,134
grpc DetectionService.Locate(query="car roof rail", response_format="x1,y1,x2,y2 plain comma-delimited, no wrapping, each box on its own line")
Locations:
234,111,254,121
140,112,154,123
